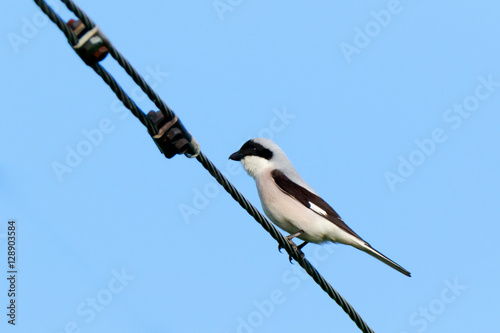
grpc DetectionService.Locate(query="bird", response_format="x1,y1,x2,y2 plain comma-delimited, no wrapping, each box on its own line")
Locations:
229,138,411,277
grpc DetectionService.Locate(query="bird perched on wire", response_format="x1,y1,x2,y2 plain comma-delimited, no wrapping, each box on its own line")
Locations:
229,138,411,277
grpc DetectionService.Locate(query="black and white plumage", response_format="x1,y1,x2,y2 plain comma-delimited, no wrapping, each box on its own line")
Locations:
229,138,411,277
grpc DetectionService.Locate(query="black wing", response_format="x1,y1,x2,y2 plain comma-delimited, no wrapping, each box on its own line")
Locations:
271,169,365,242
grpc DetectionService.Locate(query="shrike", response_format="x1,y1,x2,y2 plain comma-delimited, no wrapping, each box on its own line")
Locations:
229,138,411,277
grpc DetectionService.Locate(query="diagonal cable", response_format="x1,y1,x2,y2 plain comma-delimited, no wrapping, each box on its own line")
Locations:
32,1,376,332
60,0,176,121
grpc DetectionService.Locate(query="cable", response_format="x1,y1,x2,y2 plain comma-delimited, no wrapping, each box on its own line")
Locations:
33,1,376,332
60,0,176,121
34,0,77,45
89,63,158,133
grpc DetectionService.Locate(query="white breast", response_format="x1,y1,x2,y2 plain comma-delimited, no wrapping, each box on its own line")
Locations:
254,170,334,244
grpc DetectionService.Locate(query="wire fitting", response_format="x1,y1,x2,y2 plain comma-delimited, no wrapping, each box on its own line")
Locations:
67,19,109,65
147,111,200,159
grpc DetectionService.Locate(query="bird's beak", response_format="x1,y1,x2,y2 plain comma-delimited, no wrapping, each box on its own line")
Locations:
229,151,245,161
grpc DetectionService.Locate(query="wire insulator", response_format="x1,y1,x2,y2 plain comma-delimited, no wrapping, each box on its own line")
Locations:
147,111,200,158
68,19,109,65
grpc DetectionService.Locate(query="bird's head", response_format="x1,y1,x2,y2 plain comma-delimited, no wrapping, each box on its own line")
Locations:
229,138,285,178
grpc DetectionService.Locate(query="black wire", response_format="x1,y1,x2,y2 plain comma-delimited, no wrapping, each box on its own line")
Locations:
60,0,95,30
34,0,77,45
33,1,376,332
90,63,157,134
60,0,176,121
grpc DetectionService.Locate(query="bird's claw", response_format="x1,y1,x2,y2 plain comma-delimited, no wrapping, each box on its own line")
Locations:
278,241,305,264
289,244,305,264
279,231,307,263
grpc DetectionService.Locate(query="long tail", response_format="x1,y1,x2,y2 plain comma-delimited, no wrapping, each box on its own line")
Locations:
357,242,411,277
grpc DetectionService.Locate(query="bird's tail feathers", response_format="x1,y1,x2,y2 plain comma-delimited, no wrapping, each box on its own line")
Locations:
358,242,411,277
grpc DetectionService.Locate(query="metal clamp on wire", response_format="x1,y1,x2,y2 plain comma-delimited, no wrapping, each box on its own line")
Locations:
67,19,109,65
147,110,200,159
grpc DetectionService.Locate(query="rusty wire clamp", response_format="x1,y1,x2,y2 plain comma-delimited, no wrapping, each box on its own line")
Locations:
147,111,200,159
67,19,109,65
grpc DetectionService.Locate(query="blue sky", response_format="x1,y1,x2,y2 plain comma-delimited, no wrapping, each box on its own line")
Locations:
1,1,499,332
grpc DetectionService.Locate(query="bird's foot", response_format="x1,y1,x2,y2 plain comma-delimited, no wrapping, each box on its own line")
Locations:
287,242,305,263
278,231,304,253
278,231,308,263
